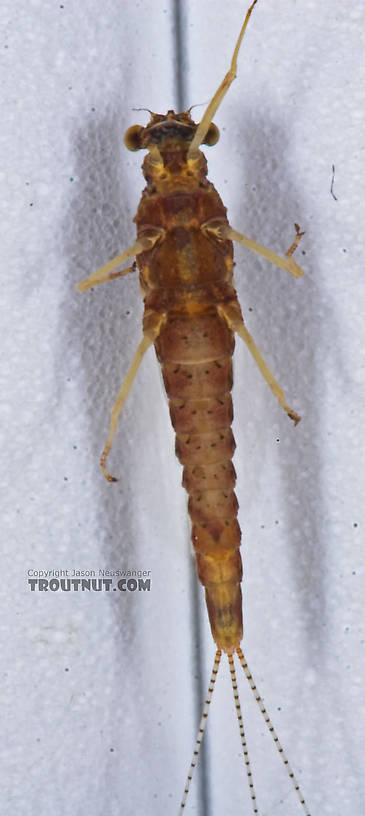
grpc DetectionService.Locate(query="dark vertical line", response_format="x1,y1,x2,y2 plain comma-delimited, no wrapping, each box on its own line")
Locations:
173,0,187,111
172,3,211,815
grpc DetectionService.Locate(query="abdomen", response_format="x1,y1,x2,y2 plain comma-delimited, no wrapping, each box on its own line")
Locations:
154,303,243,653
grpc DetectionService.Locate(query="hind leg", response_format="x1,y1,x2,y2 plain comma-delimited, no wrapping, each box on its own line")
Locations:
100,313,166,482
219,304,300,425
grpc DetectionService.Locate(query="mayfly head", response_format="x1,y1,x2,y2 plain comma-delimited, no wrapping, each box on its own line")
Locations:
124,110,219,153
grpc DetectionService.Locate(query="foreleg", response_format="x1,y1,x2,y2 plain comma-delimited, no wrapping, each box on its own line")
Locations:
76,230,164,292
203,221,304,278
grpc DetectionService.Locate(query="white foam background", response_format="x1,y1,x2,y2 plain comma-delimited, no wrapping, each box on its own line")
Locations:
1,1,365,814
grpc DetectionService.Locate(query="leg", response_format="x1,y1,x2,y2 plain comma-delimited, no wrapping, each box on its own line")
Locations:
218,304,301,425
76,230,164,292
203,222,304,278
101,335,152,482
285,222,305,259
77,262,136,292
188,1,258,155
100,314,166,482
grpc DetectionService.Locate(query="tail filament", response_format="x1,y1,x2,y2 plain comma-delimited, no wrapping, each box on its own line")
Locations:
178,647,311,815
237,647,311,816
228,653,259,814
178,649,221,815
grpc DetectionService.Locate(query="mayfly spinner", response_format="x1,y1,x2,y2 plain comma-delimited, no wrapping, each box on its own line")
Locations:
77,2,310,813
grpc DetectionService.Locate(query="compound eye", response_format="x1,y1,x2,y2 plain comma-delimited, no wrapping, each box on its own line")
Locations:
124,125,144,151
202,122,219,146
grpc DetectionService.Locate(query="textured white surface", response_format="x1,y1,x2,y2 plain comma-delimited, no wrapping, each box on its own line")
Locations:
2,1,365,815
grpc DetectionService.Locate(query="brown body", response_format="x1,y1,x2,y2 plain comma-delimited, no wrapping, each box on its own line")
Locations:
135,115,244,652
77,7,310,809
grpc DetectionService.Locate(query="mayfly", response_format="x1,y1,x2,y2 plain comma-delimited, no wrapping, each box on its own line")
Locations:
77,1,310,813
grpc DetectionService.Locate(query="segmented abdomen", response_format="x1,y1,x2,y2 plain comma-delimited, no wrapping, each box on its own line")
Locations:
154,305,243,653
